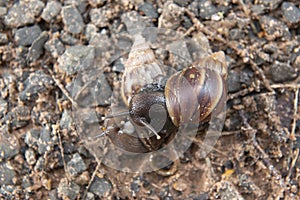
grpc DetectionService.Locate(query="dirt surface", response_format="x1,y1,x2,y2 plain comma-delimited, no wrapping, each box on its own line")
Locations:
0,0,300,199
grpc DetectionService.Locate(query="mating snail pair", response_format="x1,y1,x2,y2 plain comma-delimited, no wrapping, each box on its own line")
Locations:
103,34,228,153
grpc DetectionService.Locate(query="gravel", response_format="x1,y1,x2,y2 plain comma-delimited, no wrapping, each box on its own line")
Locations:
14,25,42,46
61,5,85,34
41,1,62,22
66,153,87,177
89,176,112,198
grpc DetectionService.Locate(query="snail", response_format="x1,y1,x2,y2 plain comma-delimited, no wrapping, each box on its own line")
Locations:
103,35,228,153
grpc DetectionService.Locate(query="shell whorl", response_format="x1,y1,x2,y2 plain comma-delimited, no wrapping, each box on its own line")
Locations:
121,35,165,106
165,51,227,127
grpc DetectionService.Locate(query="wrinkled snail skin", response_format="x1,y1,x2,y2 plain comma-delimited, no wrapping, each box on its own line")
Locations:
165,51,228,127
121,35,166,106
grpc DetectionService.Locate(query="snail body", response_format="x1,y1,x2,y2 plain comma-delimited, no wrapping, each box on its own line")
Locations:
107,35,228,153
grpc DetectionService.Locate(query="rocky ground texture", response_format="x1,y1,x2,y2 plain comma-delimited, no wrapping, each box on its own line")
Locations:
0,0,300,199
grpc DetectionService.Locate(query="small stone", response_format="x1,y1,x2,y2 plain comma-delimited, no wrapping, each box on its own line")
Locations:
44,37,65,58
0,98,7,118
0,162,16,185
25,148,36,165
281,2,300,25
19,70,54,101
0,6,7,16
173,0,192,7
3,106,31,130
34,157,45,172
60,110,73,131
0,134,19,161
60,31,79,45
58,45,95,75
89,176,112,197
41,1,62,22
14,25,42,46
4,2,35,28
270,61,297,83
227,71,241,93
0,33,8,44
89,8,109,27
27,31,49,62
158,2,184,29
62,5,84,34
84,192,95,200
58,178,80,200
138,2,158,18
27,0,45,17
38,126,52,155
259,16,290,41
89,0,106,7
121,11,153,34
24,128,40,149
85,24,98,40
67,153,87,177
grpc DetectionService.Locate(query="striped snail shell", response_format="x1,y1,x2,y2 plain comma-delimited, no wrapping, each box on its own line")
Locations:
121,34,166,106
165,51,227,127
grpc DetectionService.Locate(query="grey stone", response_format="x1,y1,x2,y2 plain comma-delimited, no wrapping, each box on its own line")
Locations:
89,176,112,197
38,126,52,155
58,45,95,75
0,137,19,161
44,37,65,58
64,0,87,13
41,1,62,22
0,163,16,185
138,2,158,18
281,2,300,24
62,5,84,34
67,153,87,176
259,16,290,41
58,178,80,200
0,98,7,118
14,25,42,46
227,71,241,93
173,0,192,7
27,31,49,62
0,6,7,16
60,31,79,45
3,106,31,130
27,0,45,17
4,2,35,28
270,61,297,83
25,148,37,165
34,157,45,172
121,11,153,34
60,110,73,130
0,33,8,44
24,128,40,149
85,24,98,41
19,70,54,101
90,8,109,27
188,0,218,19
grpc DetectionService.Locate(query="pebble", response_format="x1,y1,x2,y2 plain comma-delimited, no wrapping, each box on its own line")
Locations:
60,110,73,131
3,106,31,130
27,31,49,62
259,15,290,41
38,126,52,155
27,0,45,17
4,2,35,28
0,98,7,118
89,176,112,197
58,45,95,75
34,157,45,172
270,61,297,83
25,148,37,165
14,25,42,46
67,153,87,177
19,70,54,102
173,0,192,7
0,162,16,185
0,33,8,44
281,2,300,25
0,136,19,161
138,2,158,18
158,2,184,29
44,37,65,58
227,70,242,93
121,11,153,34
62,5,85,34
60,31,79,45
58,178,80,200
24,128,40,149
41,1,62,22
90,8,109,27
0,6,7,17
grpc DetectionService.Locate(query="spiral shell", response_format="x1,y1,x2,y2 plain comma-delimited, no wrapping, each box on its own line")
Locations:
121,35,166,106
165,51,227,127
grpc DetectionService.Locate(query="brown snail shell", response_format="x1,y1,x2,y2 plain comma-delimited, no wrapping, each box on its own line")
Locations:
165,51,227,127
121,35,166,106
